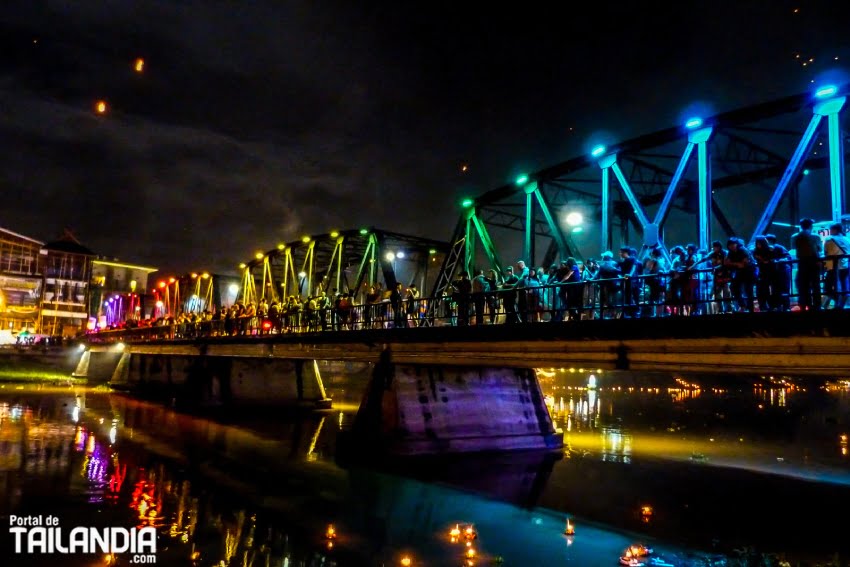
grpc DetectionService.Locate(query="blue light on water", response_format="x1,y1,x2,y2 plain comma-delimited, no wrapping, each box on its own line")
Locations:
591,145,606,158
685,117,703,129
814,85,838,99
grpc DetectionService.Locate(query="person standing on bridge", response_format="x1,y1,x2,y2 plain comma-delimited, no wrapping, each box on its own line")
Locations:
823,222,850,309
471,270,490,326
765,234,792,311
791,218,823,311
452,272,472,326
500,266,520,324
725,238,755,313
404,284,421,327
391,282,406,328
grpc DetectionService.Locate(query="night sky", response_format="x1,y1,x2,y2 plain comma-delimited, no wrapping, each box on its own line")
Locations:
1,2,848,274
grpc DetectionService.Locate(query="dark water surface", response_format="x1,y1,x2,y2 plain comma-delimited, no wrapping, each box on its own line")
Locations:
0,368,848,566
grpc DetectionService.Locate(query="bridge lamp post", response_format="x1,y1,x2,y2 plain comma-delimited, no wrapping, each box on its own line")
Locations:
591,145,611,252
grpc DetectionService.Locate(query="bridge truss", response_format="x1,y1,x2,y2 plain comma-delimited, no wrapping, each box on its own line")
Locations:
433,86,849,297
236,228,448,306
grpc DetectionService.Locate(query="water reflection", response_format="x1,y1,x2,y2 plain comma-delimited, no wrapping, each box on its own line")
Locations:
0,373,849,565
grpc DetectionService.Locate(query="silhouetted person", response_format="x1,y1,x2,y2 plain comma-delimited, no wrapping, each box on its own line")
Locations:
791,218,823,311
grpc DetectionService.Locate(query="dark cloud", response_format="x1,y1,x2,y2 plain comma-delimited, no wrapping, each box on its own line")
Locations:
1,1,848,273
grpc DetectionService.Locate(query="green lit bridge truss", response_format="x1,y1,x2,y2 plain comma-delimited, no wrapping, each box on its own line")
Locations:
153,229,450,315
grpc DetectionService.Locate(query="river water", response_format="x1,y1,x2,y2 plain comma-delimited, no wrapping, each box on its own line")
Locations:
0,367,848,566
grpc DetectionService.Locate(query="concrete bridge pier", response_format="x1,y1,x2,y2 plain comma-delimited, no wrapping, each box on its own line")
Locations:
75,346,332,409
72,348,125,383
119,353,333,409
347,350,563,456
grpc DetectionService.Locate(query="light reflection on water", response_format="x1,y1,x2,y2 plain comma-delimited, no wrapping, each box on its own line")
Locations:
539,370,850,484
0,372,848,565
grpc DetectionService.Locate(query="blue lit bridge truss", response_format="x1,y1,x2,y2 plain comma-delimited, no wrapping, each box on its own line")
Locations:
431,86,849,299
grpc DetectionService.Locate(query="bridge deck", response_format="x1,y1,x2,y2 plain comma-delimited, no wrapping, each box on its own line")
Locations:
90,310,850,376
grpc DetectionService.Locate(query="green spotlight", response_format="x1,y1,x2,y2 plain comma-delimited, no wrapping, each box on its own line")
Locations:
461,198,474,208
515,174,529,185
359,228,369,235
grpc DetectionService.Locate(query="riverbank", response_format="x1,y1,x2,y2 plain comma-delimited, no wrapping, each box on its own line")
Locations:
0,346,86,384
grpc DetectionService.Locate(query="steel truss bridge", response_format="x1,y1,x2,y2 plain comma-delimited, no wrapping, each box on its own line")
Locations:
431,86,849,298
156,228,450,316
150,87,848,317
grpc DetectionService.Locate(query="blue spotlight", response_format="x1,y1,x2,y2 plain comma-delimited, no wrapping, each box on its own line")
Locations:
814,85,838,99
685,117,703,130
591,144,606,158
802,169,810,176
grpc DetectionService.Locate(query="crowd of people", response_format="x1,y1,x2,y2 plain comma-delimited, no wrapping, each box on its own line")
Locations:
443,219,849,325
108,219,849,338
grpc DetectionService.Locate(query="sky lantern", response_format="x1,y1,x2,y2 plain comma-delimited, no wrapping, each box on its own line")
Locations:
134,58,145,73
95,100,107,114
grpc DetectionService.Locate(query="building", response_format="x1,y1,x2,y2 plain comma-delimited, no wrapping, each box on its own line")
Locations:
0,224,158,338
39,232,96,337
0,227,45,337
89,259,158,328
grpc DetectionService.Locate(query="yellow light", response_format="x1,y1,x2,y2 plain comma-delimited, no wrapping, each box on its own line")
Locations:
450,525,461,538
134,58,145,72
326,524,336,539
239,263,247,269
277,243,285,250
466,547,476,558
95,100,107,114
330,231,339,238
400,557,412,566
255,252,264,259
641,505,653,516
302,236,311,243
168,277,176,284
190,550,200,560
129,280,137,291
202,272,210,279
191,273,198,279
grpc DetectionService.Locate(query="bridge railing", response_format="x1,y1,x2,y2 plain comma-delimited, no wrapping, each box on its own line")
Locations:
88,254,849,343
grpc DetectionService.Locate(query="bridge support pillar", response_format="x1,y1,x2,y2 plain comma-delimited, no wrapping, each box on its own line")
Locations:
118,352,332,409
71,349,90,378
72,349,124,383
349,351,562,456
